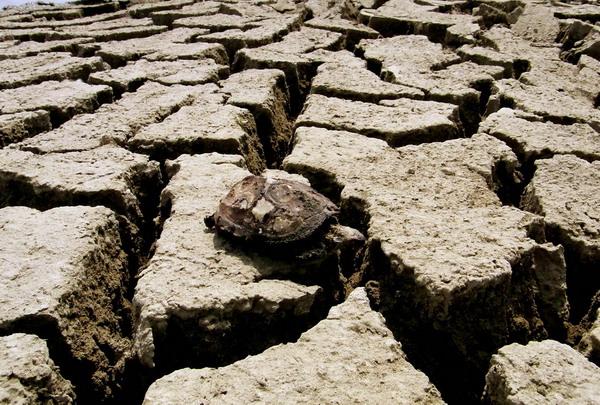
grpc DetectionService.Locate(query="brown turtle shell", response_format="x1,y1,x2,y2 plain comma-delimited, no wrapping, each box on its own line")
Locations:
207,175,339,244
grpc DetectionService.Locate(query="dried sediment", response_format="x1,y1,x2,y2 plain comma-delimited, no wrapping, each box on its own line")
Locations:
310,62,425,102
89,29,227,67
128,94,267,172
357,35,504,134
578,306,600,364
358,0,477,42
284,127,569,401
481,108,600,165
0,333,76,404
295,94,463,146
0,80,112,127
0,146,161,230
143,288,446,404
15,82,205,153
0,0,599,404
219,68,294,167
233,26,348,110
522,155,600,321
0,206,133,404
0,52,106,89
88,58,228,96
483,340,600,404
0,110,51,147
0,38,94,60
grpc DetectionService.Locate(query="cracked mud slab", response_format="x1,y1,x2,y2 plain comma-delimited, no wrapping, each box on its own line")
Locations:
233,27,353,105
141,40,228,63
295,94,462,146
522,154,600,320
0,110,51,147
129,91,266,172
483,340,600,404
48,17,168,42
310,62,425,102
0,333,76,404
1,8,124,28
368,207,567,327
560,22,600,63
518,60,600,108
285,127,567,334
15,81,204,154
0,53,106,89
357,35,504,132
2,0,599,403
578,55,600,76
490,78,600,130
172,13,265,31
0,80,112,127
482,26,600,126
144,288,446,404
127,0,195,19
284,127,518,215
578,307,600,363
0,37,93,59
196,14,304,54
283,127,564,304
0,145,161,227
90,28,227,67
219,68,293,166
510,2,560,44
150,1,223,26
445,22,480,46
88,58,228,95
481,108,600,164
259,27,345,54
0,206,131,403
359,0,477,41
554,3,600,22
522,155,600,265
357,35,460,74
304,17,379,46
457,44,520,78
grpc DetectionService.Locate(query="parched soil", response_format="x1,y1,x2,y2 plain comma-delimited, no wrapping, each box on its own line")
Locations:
0,0,599,404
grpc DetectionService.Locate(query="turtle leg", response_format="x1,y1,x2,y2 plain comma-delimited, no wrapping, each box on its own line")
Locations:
328,224,365,249
327,224,366,280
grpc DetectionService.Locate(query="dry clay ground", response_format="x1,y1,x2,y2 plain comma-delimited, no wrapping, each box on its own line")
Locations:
0,0,599,403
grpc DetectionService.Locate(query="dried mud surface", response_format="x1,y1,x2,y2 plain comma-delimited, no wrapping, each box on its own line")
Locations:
0,0,599,404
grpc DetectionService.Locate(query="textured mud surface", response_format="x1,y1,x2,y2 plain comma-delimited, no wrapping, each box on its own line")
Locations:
0,0,599,404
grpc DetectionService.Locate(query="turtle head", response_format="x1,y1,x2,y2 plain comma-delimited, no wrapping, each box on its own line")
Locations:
204,214,216,229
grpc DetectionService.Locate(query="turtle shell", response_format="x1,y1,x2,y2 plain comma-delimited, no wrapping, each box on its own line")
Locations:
207,175,339,244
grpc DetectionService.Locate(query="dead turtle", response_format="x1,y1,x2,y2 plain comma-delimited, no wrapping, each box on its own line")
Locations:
204,175,364,260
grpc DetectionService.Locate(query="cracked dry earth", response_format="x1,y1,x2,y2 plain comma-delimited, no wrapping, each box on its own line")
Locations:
0,0,600,403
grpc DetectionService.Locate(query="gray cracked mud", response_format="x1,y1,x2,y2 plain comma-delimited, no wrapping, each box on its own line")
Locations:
0,0,599,404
